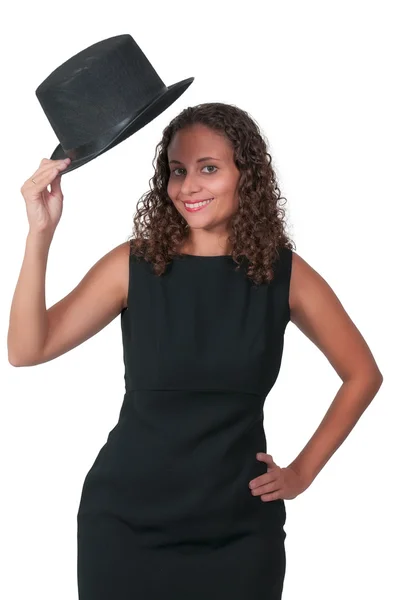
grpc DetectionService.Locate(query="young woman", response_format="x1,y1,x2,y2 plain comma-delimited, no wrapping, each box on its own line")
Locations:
9,102,383,599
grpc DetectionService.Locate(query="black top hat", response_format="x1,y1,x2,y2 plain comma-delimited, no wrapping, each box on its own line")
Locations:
35,34,194,175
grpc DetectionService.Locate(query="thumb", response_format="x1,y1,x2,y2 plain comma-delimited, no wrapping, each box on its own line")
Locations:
256,453,275,466
49,173,63,199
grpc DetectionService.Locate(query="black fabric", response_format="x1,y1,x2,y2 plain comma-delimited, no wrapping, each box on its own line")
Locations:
77,245,293,599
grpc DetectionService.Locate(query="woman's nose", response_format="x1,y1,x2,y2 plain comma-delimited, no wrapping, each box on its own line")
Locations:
180,172,201,195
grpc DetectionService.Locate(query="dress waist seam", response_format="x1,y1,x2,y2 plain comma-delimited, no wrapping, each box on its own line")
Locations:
124,387,263,397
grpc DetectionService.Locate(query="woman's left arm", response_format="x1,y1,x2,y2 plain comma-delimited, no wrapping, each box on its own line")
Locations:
286,251,383,487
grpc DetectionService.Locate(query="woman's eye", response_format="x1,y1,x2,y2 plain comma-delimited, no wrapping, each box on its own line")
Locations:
171,166,217,176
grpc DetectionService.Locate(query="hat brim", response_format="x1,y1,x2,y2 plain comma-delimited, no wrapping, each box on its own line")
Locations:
50,76,194,175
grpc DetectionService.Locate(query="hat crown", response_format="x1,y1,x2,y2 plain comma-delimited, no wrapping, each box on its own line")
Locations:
35,34,166,151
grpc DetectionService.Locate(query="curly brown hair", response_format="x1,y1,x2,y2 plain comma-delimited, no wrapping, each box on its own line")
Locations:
128,102,295,285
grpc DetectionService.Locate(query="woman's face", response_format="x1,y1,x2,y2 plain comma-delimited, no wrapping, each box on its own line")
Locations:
167,124,241,231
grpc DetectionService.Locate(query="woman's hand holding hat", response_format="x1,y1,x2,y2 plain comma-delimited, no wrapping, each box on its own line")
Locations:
20,158,71,237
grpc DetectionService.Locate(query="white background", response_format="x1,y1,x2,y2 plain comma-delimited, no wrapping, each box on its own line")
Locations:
1,1,396,598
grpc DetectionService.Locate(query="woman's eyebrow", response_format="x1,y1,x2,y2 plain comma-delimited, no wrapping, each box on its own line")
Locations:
168,157,222,165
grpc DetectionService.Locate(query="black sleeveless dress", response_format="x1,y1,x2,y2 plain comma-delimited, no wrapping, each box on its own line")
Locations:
77,243,292,599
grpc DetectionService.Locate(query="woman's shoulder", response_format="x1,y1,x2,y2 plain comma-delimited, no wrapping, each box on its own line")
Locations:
271,245,294,279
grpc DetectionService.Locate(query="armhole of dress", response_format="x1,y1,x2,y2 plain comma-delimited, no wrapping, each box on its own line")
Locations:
274,247,293,328
126,238,135,312
284,248,293,325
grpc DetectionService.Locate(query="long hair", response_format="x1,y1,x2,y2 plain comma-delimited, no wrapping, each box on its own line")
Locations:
129,102,295,285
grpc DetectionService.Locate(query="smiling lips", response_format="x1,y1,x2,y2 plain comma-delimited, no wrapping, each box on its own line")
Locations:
183,198,214,212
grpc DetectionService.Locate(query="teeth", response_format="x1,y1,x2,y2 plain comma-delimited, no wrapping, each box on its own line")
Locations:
186,199,212,209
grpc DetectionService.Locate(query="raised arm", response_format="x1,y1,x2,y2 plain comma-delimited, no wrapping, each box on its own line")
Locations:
8,234,130,367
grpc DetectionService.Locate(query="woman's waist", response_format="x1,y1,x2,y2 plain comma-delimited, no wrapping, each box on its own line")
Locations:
103,412,266,478
115,390,265,452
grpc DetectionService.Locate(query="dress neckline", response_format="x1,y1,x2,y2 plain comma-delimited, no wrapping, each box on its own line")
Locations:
178,253,232,259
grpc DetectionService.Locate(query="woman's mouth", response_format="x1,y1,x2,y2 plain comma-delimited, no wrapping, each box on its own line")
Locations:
183,198,214,213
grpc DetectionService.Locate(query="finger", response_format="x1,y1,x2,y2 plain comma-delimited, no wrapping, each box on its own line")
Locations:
257,453,275,464
28,166,61,189
249,472,277,489
249,475,278,494
40,157,70,167
25,162,69,190
29,159,70,182
259,491,281,502
50,173,63,197
250,479,279,495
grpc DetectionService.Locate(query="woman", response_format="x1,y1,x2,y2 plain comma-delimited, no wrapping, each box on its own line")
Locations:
8,102,383,599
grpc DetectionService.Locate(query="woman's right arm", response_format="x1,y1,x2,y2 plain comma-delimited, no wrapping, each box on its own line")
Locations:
8,157,130,367
8,234,130,367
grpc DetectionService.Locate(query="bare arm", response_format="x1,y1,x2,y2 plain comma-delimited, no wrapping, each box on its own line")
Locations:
7,233,130,367
286,251,383,485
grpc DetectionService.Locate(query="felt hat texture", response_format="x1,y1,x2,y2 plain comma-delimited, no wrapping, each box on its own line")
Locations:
35,33,194,174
